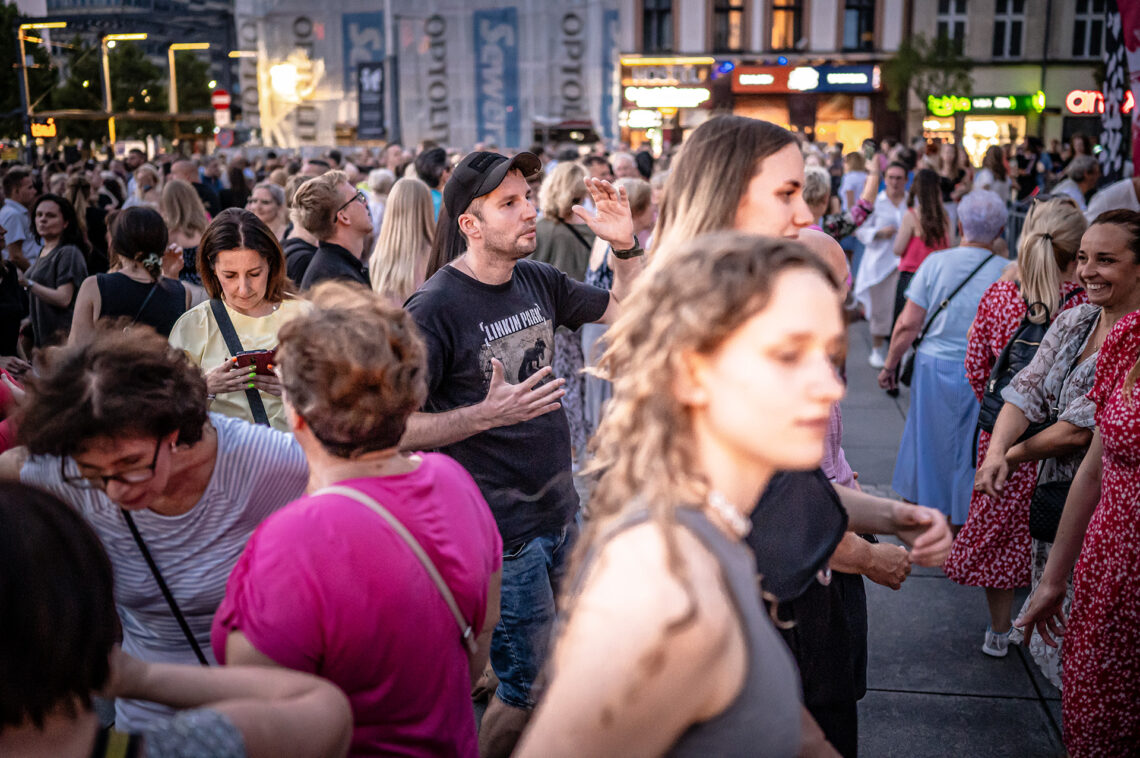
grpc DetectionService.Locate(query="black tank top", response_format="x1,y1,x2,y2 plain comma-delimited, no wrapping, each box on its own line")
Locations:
96,273,187,337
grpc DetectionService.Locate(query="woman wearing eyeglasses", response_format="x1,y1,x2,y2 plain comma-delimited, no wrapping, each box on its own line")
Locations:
290,171,374,291
0,323,308,732
168,208,307,432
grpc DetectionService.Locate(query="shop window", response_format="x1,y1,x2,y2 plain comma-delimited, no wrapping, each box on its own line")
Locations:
643,0,673,53
771,0,803,51
843,0,875,51
992,0,1025,59
713,0,746,52
936,0,967,54
1073,0,1106,58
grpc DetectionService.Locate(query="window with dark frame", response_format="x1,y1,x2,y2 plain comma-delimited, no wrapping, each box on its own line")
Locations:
1073,0,1106,58
936,0,967,55
843,0,876,51
771,0,803,51
643,0,673,53
713,0,746,52
992,0,1025,59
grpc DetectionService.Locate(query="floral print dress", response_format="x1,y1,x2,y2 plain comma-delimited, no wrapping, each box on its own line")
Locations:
1063,311,1140,758
945,281,1087,590
1000,304,1101,688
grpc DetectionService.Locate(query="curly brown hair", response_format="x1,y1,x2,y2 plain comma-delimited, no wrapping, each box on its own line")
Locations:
197,208,290,302
17,323,208,456
276,281,427,457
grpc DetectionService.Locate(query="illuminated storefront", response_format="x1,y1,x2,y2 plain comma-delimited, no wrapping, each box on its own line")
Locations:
730,64,880,146
1063,88,1133,144
924,91,1046,164
619,56,716,152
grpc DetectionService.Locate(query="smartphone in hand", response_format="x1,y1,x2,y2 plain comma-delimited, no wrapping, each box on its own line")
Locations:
233,348,277,376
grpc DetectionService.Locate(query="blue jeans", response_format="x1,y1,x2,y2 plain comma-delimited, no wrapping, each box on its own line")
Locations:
490,518,579,709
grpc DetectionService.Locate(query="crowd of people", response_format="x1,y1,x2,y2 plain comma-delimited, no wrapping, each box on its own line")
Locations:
0,120,1135,758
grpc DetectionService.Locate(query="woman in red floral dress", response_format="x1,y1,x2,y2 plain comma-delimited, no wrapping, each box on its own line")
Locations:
945,198,1087,657
1018,308,1140,757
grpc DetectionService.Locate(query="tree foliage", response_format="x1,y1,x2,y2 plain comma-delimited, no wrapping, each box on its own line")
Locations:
881,33,974,113
0,2,60,140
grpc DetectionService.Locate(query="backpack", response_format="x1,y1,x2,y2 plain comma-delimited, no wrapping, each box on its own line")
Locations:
976,288,1083,440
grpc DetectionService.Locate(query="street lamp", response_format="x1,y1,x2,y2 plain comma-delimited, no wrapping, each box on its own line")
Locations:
17,21,67,163
168,42,209,115
101,32,147,144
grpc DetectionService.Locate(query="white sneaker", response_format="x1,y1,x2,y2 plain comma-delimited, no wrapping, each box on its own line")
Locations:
868,346,886,369
982,626,1010,658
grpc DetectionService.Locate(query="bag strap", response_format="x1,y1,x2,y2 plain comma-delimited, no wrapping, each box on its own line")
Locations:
914,253,995,349
317,484,479,656
208,299,270,426
129,279,161,326
121,509,209,666
559,219,594,252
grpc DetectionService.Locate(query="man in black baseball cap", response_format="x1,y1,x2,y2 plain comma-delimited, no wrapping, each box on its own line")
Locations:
403,150,644,757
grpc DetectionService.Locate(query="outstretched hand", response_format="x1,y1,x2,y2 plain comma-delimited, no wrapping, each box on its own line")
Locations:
572,177,636,250
480,358,566,429
891,502,953,567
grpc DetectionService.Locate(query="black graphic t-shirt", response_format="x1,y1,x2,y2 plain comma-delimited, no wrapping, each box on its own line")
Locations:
405,259,610,546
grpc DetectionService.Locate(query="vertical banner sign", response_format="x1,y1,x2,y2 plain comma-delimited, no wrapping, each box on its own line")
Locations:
473,7,521,148
357,62,386,140
1118,0,1140,176
343,12,385,92
1102,0,1128,182
600,9,619,143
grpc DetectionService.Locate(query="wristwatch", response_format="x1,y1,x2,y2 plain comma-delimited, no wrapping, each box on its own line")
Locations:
611,242,644,260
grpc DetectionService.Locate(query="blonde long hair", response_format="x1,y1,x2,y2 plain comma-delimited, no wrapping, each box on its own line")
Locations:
160,178,209,237
539,161,586,220
1017,198,1086,324
369,178,434,302
580,232,838,601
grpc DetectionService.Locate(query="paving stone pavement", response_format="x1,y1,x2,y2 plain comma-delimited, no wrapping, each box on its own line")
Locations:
842,320,1066,758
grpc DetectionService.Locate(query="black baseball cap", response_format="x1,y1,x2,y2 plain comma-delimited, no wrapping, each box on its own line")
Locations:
443,150,542,216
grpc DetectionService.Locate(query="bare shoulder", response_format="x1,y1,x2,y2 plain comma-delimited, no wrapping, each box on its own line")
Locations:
0,446,28,481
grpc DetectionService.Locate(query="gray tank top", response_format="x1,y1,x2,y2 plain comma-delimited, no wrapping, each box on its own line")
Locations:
579,507,803,757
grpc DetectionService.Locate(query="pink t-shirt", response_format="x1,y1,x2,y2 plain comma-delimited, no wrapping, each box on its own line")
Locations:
212,453,502,757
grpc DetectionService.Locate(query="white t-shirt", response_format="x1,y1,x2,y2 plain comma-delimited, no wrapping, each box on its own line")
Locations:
838,171,868,211
0,198,41,264
1051,178,1087,211
973,168,1012,204
20,413,308,731
1085,177,1140,222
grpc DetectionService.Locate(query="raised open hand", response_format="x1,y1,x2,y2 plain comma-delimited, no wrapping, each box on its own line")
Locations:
572,177,636,250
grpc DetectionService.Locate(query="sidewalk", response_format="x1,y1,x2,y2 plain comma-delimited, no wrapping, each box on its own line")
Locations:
842,320,1066,758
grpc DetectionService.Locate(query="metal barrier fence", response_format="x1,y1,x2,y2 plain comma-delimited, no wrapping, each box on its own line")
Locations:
1005,204,1028,256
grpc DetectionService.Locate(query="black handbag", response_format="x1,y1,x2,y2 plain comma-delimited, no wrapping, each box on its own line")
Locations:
1027,313,1098,543
899,254,996,387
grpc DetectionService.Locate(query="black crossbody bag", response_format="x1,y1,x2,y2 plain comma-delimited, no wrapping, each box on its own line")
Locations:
209,299,270,426
899,254,996,386
1028,313,1099,542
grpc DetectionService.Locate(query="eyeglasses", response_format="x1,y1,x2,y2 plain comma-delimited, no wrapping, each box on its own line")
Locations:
62,438,162,491
336,190,367,214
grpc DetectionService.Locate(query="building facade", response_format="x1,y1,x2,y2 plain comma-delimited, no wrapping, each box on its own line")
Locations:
911,0,1105,163
614,0,908,152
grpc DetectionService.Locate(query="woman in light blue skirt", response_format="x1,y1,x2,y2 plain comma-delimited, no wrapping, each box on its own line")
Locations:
877,190,1010,526
891,351,982,524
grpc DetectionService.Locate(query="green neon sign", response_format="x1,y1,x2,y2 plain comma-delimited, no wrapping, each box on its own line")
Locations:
927,91,1046,116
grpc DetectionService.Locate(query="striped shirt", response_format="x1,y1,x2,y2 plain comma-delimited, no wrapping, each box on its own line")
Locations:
21,413,308,731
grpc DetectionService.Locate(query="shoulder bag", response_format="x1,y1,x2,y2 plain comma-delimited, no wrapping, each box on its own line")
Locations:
1028,312,1099,542
121,509,210,665
317,484,479,656
208,298,270,426
899,254,996,387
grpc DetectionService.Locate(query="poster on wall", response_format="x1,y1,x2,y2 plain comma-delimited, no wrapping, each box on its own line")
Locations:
357,62,386,140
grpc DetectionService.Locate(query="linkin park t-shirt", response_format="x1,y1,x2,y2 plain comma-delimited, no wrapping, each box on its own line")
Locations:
405,259,609,546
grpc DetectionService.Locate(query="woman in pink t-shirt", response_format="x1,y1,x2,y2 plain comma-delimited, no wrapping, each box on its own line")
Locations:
213,282,502,757
891,168,950,323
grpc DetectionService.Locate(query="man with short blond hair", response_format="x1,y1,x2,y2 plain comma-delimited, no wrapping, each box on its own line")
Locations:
292,171,372,290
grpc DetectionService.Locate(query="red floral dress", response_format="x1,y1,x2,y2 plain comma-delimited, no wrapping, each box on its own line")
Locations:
944,280,1087,588
1063,311,1140,758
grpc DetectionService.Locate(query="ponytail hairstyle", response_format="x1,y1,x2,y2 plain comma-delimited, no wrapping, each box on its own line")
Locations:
1017,198,1087,324
64,173,93,244
110,206,169,281
908,168,948,247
